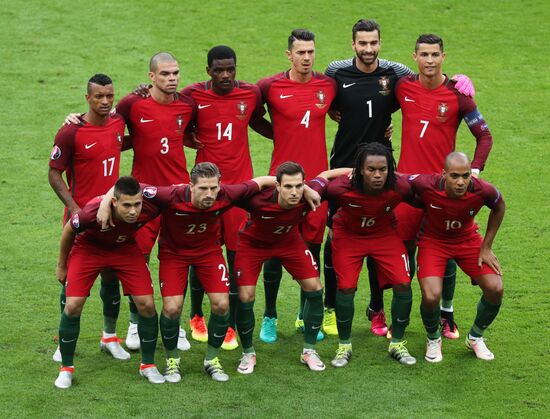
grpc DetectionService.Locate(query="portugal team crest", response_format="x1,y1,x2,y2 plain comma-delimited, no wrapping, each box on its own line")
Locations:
378,76,390,95
71,214,79,229
315,90,327,108
117,133,122,144
469,208,475,216
437,102,449,122
176,115,184,131
236,101,248,120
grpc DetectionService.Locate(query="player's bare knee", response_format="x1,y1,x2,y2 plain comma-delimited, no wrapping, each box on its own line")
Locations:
133,295,156,317
238,286,255,303
339,287,355,295
162,301,182,319
300,277,322,292
210,297,229,315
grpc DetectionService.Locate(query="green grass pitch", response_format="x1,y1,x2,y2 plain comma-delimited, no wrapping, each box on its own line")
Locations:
1,0,548,417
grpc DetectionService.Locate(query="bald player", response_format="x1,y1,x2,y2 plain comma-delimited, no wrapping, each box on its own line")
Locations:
408,152,505,362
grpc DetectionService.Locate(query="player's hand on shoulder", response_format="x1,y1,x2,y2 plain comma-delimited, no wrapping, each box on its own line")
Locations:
133,84,152,98
303,185,321,211
452,74,476,97
97,200,115,229
64,113,82,126
478,246,501,276
328,109,341,123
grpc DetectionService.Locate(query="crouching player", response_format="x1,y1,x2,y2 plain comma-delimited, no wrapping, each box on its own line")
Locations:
98,163,278,382
410,152,505,362
235,162,349,373
328,143,417,367
54,177,165,389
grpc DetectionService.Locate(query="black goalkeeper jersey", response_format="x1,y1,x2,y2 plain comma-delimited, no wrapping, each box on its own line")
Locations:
325,57,412,168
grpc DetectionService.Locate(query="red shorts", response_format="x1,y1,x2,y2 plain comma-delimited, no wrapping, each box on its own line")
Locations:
65,244,153,297
220,207,247,251
158,248,230,296
300,201,328,244
135,216,161,255
332,229,411,289
417,234,498,281
235,235,319,287
395,202,424,242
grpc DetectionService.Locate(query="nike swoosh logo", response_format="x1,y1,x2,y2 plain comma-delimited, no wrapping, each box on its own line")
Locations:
396,318,408,323
198,104,211,109
141,338,156,343
348,203,362,208
61,338,76,343
175,212,189,216
279,94,293,99
241,328,253,335
85,142,97,149
163,333,178,340
430,204,443,210
112,300,120,305
342,83,356,88
404,96,415,102
312,325,321,330
140,118,154,123
213,333,226,338
261,216,275,219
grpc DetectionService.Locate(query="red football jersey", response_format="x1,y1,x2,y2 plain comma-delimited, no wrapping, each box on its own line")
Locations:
238,178,328,246
70,195,160,248
409,174,503,242
181,81,264,183
396,75,493,173
115,93,195,185
149,181,260,255
258,71,337,178
49,115,125,207
326,174,413,237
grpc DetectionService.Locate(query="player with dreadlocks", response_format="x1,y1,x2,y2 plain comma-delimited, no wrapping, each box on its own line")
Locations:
324,142,417,367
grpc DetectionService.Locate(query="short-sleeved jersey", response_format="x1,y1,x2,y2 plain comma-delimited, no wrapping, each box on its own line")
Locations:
396,75,493,173
257,71,337,178
238,178,328,246
326,174,413,237
115,93,195,185
181,81,265,183
70,195,160,248
409,174,503,242
325,58,413,168
49,115,125,207
149,181,260,255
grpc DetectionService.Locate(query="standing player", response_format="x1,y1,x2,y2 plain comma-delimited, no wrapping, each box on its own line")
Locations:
66,53,195,351
409,152,505,362
115,52,195,351
235,162,349,374
180,46,271,350
323,19,475,337
54,177,166,389
328,143,416,367
395,34,493,338
49,74,129,362
256,29,337,342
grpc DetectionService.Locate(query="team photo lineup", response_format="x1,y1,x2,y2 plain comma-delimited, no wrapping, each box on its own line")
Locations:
48,19,507,389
